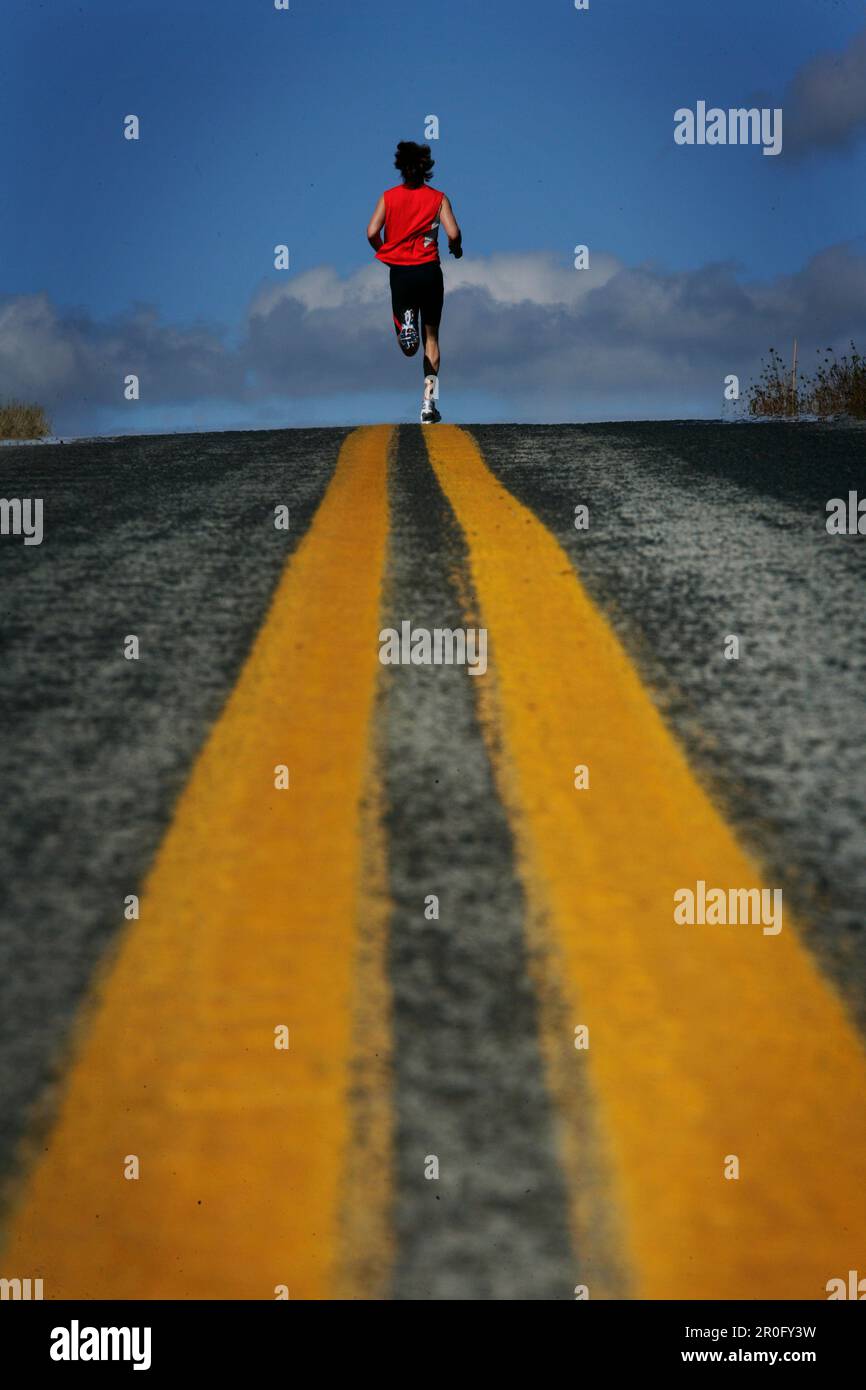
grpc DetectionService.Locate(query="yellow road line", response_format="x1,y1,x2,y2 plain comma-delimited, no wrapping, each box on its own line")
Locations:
425,425,866,1299
1,425,394,1299
334,750,394,1300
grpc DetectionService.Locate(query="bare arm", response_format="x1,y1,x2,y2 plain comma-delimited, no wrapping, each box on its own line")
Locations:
439,194,462,258
367,195,385,251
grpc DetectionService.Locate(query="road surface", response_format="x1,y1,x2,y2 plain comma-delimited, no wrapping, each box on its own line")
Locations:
1,421,865,1299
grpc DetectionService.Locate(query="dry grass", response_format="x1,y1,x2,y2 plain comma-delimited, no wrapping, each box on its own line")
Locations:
748,341,866,419
805,343,866,418
0,401,52,439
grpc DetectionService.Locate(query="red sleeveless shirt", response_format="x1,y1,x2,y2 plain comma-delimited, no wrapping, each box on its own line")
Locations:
376,184,443,266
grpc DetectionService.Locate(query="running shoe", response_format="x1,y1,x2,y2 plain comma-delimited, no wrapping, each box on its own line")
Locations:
398,310,419,354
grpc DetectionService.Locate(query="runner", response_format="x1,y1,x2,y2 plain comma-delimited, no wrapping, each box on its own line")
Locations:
367,141,462,424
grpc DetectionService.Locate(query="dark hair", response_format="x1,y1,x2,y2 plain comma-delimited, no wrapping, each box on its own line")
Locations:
394,140,435,185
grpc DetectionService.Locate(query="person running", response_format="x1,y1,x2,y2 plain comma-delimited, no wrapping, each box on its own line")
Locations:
367,140,462,424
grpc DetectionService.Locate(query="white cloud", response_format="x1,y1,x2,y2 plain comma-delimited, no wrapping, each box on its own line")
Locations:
4,243,866,430
443,251,620,306
247,250,621,322
0,295,82,397
248,263,385,317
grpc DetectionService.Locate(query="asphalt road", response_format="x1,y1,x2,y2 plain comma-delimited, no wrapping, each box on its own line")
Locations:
1,421,864,1300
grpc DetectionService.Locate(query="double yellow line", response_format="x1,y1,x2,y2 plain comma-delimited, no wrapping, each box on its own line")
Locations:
4,424,866,1299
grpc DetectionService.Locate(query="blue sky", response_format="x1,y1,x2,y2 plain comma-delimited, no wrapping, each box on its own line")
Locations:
3,0,866,431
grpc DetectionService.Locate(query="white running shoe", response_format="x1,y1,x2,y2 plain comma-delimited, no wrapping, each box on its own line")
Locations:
421,374,440,423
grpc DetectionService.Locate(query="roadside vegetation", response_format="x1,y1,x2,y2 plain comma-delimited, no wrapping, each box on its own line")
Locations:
748,342,866,419
0,400,52,439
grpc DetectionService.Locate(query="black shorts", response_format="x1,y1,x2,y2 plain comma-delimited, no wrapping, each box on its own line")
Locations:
389,261,444,334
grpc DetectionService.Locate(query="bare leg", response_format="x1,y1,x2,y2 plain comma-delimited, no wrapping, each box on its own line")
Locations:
422,323,440,378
